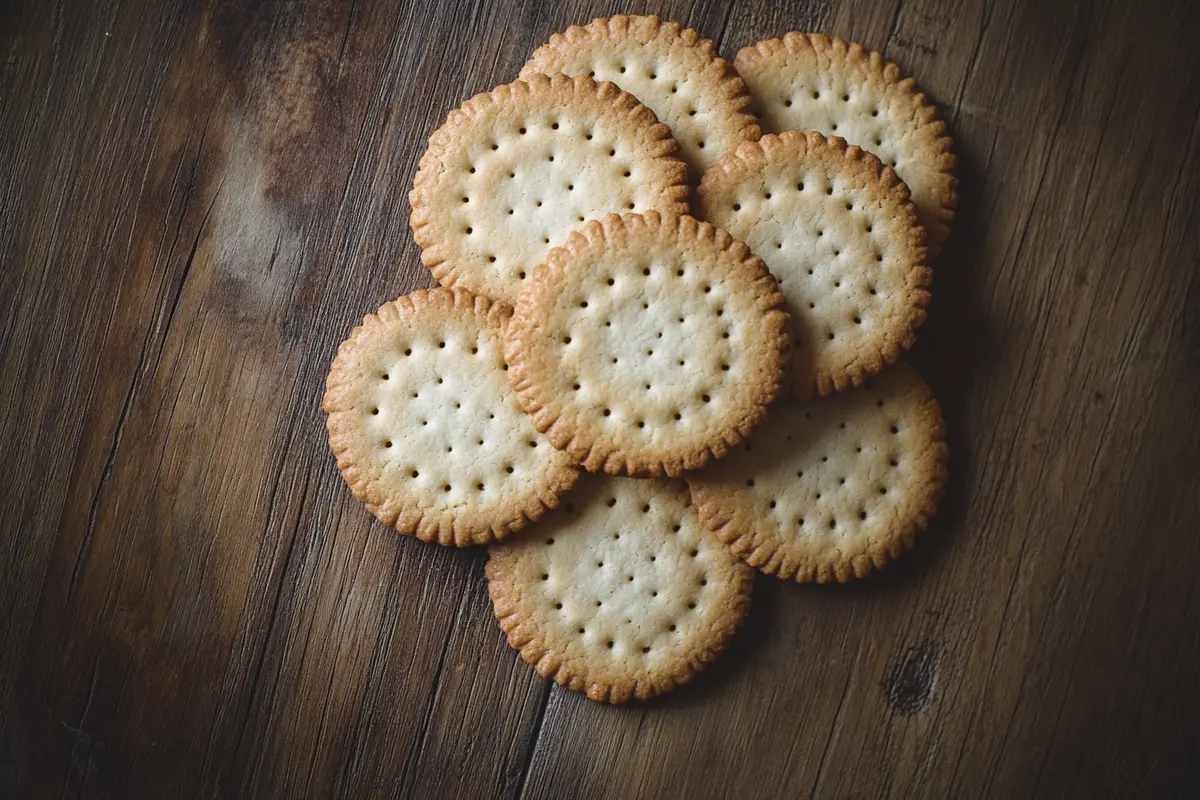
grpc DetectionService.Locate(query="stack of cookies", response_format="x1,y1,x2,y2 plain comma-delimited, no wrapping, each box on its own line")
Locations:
324,16,953,703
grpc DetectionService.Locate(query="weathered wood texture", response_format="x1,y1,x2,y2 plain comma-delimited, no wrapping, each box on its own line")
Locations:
2,0,1199,797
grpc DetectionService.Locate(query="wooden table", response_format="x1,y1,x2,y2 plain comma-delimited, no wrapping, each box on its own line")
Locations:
3,0,1199,796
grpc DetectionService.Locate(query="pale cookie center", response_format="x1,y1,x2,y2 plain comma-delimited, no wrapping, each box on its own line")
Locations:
553,253,744,435
722,170,904,352
769,80,902,170
447,114,654,287
736,392,916,548
586,54,715,164
525,489,720,662
362,327,544,507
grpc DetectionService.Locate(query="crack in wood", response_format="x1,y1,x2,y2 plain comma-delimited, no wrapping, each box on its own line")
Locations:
806,633,862,798
512,682,553,800
882,0,907,57
395,579,474,796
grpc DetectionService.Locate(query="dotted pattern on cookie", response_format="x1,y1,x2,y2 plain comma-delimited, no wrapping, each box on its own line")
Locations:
735,33,957,254
521,14,760,180
687,362,948,583
323,289,579,546
505,211,790,478
699,131,930,398
486,475,753,702
409,74,689,306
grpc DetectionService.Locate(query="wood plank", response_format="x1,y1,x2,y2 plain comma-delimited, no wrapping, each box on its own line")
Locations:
1,0,552,795
1,0,1198,797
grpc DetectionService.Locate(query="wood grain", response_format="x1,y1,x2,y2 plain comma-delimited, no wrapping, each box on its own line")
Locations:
2,0,1199,797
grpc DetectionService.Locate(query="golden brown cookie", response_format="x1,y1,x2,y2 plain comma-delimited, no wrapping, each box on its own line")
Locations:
688,362,948,582
409,74,689,306
735,33,957,254
323,288,579,545
699,131,930,398
504,211,789,478
486,474,753,703
520,14,760,180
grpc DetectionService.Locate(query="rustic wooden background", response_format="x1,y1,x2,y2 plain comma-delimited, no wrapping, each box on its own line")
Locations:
3,0,1199,796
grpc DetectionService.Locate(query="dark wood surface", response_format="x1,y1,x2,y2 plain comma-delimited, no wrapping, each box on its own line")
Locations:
3,0,1199,796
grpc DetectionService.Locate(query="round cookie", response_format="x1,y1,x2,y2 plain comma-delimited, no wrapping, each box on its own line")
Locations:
699,131,931,398
735,33,957,254
504,211,790,478
687,363,948,583
323,288,579,546
520,14,760,180
486,474,753,703
409,73,689,306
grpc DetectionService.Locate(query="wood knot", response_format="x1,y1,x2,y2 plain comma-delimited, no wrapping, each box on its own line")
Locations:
882,642,938,715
